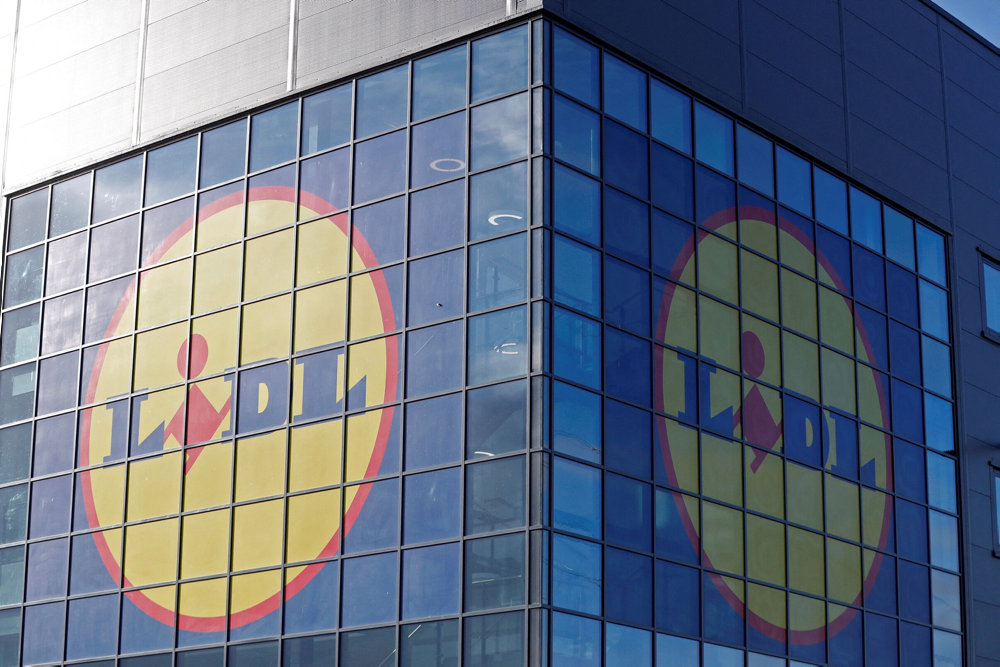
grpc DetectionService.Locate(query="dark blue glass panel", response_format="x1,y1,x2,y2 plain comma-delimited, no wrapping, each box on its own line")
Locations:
406,320,463,397
66,593,118,660
922,336,951,398
898,560,930,623
605,328,650,407
553,381,601,464
356,64,408,138
865,554,897,616
603,53,646,130
405,393,461,469
604,258,649,335
42,291,83,355
783,394,822,468
780,206,814,270
884,207,915,270
140,197,192,266
650,79,691,154
0,304,39,366
850,186,882,253
654,559,699,635
553,307,600,389
466,379,526,458
464,533,525,610
33,413,74,477
553,163,600,244
605,547,652,626
145,137,196,206
900,622,932,667
343,479,399,553
853,245,886,310
29,474,71,538
200,120,246,188
605,473,651,551
472,26,528,102
353,196,404,268
695,165,736,225
703,573,743,644
889,321,921,385
409,179,464,255
469,233,527,312
694,103,733,175
400,619,458,667
401,543,460,618
69,532,116,595
776,147,811,215
652,212,694,280
36,351,78,416
230,642,278,666
464,611,524,664
0,423,30,483
300,147,350,214
284,560,338,633
552,612,600,667
825,411,858,480
551,534,601,614
737,126,774,196
828,612,863,667
4,245,43,308
814,167,847,234
554,234,601,316
21,601,64,665
340,552,397,626
816,226,852,293
887,262,919,327
918,280,949,342
604,187,649,265
404,467,460,543
651,143,694,220
896,498,928,561
26,537,68,600
472,93,528,171
467,306,528,384
249,102,297,172
554,95,600,176
553,27,599,107
412,112,466,188
353,130,406,204
553,457,601,537
915,224,946,285
301,84,351,155
93,156,142,223
470,162,528,241
466,456,524,532
604,120,649,198
8,188,47,250
605,398,651,478
341,628,394,665
856,305,887,370
408,249,463,325
654,487,698,563
891,379,923,443
413,45,467,121
893,438,926,503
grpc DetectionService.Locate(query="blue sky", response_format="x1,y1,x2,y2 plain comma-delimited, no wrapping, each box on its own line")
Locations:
934,0,1000,46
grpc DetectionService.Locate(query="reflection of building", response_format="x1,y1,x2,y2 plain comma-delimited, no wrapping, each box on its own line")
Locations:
0,0,996,664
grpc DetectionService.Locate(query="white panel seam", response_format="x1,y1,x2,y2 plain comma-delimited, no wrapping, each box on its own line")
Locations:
287,0,298,91
132,0,150,145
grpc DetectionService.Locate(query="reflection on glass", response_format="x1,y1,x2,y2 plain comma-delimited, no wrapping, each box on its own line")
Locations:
552,534,601,614
553,164,600,244
467,306,527,384
605,623,652,665
553,26,599,107
340,553,397,626
603,53,646,131
554,234,600,316
466,456,525,533
408,249,463,325
471,26,529,102
45,231,87,295
0,424,29,484
471,93,528,171
884,207,915,269
0,484,27,543
1,304,39,366
0,546,24,605
553,381,601,462
651,79,691,154
8,189,47,250
145,136,197,206
200,119,246,188
401,543,460,619
464,533,525,610
4,246,43,307
469,233,527,312
554,94,600,176
353,130,406,203
469,162,528,241
850,186,882,253
694,102,734,175
93,156,142,223
400,619,458,666
404,393,462,469
301,83,352,155
813,167,848,235
919,279,949,341
553,456,600,537
50,173,91,237
413,45,467,121
466,379,526,458
412,111,466,188
356,65,408,139
36,351,78,416
407,320,463,397
249,102,298,172
916,224,947,285
300,147,350,215
403,468,460,543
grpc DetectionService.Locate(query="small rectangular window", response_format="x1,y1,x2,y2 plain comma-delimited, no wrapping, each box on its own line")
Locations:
982,255,1000,342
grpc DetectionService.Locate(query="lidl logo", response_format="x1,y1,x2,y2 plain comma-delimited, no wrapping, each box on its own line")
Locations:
655,206,892,644
79,187,397,631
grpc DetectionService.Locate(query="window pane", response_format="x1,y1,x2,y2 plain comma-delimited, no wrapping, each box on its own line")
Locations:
45,231,86,295
470,162,528,241
0,364,35,425
50,174,91,236
466,456,524,533
145,136,196,205
249,101,298,171
604,120,649,199
471,26,528,102
553,163,600,244
0,304,39,366
694,102,733,175
407,320,463,397
737,126,774,196
8,189,47,250
466,379,526,458
464,533,525,611
553,234,600,316
850,186,882,253
0,424,30,484
341,627,394,666
603,53,646,130
468,306,527,385
299,147,350,214
401,543,460,618
413,45,467,121
916,224,947,285
341,553,397,626
353,130,407,204
552,612,600,667
469,234,527,312
553,457,600,538
89,214,139,282
356,64,408,138
93,156,142,223
0,484,27,543
776,147,811,215
471,92,528,171
404,393,462,469
4,246,44,307
650,79,691,153
606,623,652,665
552,534,602,615
200,119,246,187
553,307,600,389
553,27,598,107
301,83,352,155
554,95,600,176
408,249,463,325
552,381,600,462
404,467,460,543
412,111,466,188
410,180,464,255
884,207,915,269
401,619,458,666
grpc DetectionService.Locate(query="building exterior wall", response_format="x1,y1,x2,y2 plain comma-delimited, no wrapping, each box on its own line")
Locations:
0,0,996,665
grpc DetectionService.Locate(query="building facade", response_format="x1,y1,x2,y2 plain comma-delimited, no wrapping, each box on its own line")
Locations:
0,0,995,665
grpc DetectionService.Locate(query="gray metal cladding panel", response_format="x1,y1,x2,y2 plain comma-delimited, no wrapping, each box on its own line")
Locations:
848,115,950,224
144,0,289,78
744,53,847,169
845,64,946,164
746,0,841,50
147,0,211,24
946,81,1000,159
15,0,142,76
843,0,940,67
744,0,843,104
8,31,138,128
952,178,1000,248
139,26,287,142
969,543,1000,601
974,600,1000,658
969,487,997,550
550,0,741,108
294,0,538,91
948,130,1000,205
661,0,739,43
843,12,944,117
942,29,1000,111
4,84,134,188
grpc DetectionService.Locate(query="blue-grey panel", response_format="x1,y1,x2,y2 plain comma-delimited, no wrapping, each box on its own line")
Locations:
843,12,943,117
846,65,946,165
843,0,940,67
661,0,739,42
949,130,1000,206
969,488,996,550
552,0,742,108
942,29,1000,111
965,436,999,495
744,53,846,168
971,544,1000,604
745,0,840,51
952,179,1000,256
744,0,843,103
848,115,950,224
963,385,1000,445
974,602,1000,665
946,82,1000,160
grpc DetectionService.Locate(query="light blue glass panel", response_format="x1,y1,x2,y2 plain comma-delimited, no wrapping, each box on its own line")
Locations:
916,224,947,285
933,629,962,666
356,64,408,138
8,189,47,250
813,167,848,234
929,510,959,571
694,102,733,175
470,162,528,241
552,27,599,107
552,612,600,667
552,307,601,389
606,624,652,665
919,279,949,342
603,53,646,131
471,92,529,171
776,147,811,215
0,304,39,366
199,120,246,188
0,484,27,544
748,652,785,666
553,164,600,244
552,534,601,614
0,546,23,605
921,336,951,398
472,26,529,102
554,94,600,176
850,186,882,253
703,643,744,666
927,451,956,512
0,364,35,425
467,306,528,385
301,84,352,155
650,80,691,154
553,234,600,316
884,207,915,270
4,246,43,308
656,634,699,666
145,137,197,205
412,45,467,121
924,392,954,454
553,381,601,463
736,126,773,197
984,261,1000,333
93,156,142,223
249,102,297,172
931,570,961,631
553,457,601,538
